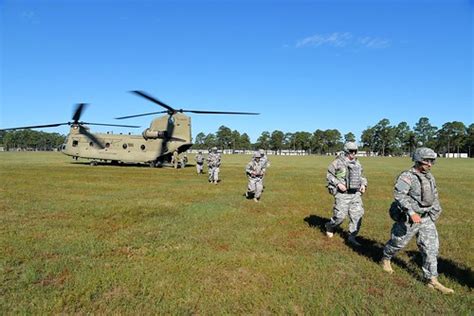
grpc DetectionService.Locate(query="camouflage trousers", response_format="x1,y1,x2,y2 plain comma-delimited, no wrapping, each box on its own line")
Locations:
327,192,364,236
247,177,263,198
383,216,439,279
196,163,204,174
208,167,219,182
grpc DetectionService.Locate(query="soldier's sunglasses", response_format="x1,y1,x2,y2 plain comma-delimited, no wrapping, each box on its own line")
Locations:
349,150,357,154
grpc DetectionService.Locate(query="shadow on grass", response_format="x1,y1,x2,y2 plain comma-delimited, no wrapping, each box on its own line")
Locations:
304,214,473,289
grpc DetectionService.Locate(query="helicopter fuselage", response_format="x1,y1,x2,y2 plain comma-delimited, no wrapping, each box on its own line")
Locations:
61,113,192,164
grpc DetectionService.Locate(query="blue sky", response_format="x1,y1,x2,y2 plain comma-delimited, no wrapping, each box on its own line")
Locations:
1,0,472,143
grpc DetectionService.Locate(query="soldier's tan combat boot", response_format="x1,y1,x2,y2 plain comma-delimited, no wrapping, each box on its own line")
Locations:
381,258,394,274
324,222,334,238
427,277,454,294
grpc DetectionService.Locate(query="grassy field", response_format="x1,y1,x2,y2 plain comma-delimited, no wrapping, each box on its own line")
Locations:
1,152,473,314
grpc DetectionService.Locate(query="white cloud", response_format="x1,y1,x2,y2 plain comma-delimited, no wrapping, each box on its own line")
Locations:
21,11,35,19
20,10,39,24
296,32,390,49
296,32,352,48
358,36,391,49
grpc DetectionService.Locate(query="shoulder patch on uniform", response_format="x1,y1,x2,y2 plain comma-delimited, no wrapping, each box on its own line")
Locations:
399,172,412,185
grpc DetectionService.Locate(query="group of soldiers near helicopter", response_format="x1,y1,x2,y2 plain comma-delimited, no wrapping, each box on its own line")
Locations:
193,147,270,201
193,147,223,184
179,142,453,294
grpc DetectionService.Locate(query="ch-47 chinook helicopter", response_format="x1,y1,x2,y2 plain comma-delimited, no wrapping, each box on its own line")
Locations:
112,90,259,167
1,91,259,167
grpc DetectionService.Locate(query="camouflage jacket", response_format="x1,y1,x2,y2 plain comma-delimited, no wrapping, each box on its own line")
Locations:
195,154,204,164
207,153,221,168
246,160,264,178
326,154,367,192
394,167,442,220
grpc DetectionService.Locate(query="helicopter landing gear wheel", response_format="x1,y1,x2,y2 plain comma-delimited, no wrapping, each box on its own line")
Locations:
90,161,98,166
149,161,156,168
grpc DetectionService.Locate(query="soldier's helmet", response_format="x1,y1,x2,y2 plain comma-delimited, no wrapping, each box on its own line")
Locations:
412,147,437,163
343,142,358,153
253,152,262,159
212,147,218,152
259,149,265,155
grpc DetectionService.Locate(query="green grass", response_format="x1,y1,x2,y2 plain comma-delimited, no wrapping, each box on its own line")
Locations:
1,152,473,314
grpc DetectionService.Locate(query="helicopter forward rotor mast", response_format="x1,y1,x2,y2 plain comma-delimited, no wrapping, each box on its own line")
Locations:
0,103,140,150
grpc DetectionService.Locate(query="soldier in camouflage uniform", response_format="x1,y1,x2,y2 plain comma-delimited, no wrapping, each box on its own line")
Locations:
180,154,188,168
207,147,221,184
325,142,367,246
245,152,264,202
195,150,205,175
381,147,454,294
171,150,179,169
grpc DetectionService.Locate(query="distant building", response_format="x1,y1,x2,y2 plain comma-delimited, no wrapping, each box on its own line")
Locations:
355,151,368,157
444,153,468,158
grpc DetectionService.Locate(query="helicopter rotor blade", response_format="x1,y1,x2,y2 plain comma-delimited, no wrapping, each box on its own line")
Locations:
158,115,176,157
82,122,141,128
78,125,105,149
115,111,167,120
183,110,260,115
131,91,175,113
72,103,88,123
0,122,69,131
169,136,186,142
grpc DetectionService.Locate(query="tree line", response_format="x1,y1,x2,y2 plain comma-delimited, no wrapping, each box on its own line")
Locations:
0,130,65,151
193,117,474,157
1,117,473,157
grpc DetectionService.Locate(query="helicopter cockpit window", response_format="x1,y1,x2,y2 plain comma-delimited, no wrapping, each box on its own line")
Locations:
72,140,79,147
141,144,146,151
122,143,128,149
105,143,110,148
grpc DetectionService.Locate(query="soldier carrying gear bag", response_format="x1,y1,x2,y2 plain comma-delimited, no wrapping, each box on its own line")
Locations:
245,152,264,202
207,147,221,184
325,142,368,246
381,147,454,294
195,150,205,174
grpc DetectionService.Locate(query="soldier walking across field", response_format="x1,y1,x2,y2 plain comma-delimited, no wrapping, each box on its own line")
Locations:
207,147,221,184
381,147,454,294
245,152,264,202
195,150,205,174
325,142,367,246
171,149,179,169
181,154,188,168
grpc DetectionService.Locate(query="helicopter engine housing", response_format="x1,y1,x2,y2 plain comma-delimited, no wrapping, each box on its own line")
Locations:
142,128,168,140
